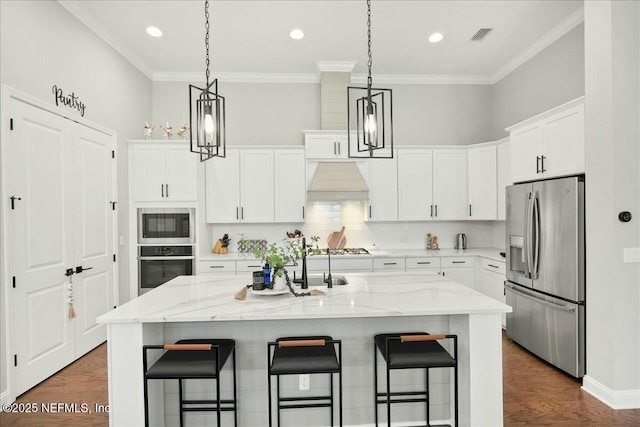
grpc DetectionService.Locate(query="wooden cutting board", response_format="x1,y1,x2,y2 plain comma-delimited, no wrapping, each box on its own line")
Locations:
327,226,346,249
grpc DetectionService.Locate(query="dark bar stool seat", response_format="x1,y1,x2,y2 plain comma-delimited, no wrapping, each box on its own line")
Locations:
374,332,458,427
143,338,237,427
267,336,342,427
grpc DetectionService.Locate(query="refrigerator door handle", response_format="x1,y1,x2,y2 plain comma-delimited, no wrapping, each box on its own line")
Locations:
506,283,576,313
532,194,541,279
524,192,534,279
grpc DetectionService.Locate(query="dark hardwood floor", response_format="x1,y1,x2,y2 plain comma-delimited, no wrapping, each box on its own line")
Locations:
1,333,639,426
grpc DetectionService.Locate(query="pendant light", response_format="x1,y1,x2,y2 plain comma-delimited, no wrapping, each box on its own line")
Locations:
347,0,393,159
189,0,226,161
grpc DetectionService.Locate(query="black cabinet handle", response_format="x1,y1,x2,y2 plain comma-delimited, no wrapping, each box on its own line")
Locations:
383,262,397,266
452,261,466,264
541,155,546,173
417,261,431,265
10,196,22,210
241,207,244,220
435,205,438,217
469,204,472,217
430,205,433,217
369,205,372,218
209,265,224,269
166,183,169,197
488,264,499,269
161,184,165,197
302,206,305,219
536,156,541,174
236,207,239,220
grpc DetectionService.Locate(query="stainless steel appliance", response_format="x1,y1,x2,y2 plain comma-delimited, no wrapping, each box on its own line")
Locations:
505,175,585,377
138,245,194,294
138,208,194,244
455,233,467,250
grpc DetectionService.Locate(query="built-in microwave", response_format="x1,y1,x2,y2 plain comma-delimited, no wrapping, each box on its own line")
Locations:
137,208,194,244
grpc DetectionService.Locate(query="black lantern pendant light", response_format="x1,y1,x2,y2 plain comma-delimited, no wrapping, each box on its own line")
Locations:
347,0,393,159
189,0,225,161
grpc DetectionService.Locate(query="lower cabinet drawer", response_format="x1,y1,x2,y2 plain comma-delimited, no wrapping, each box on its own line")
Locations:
236,259,264,273
306,257,373,272
481,258,506,275
406,257,441,270
373,257,406,271
198,260,236,274
441,256,475,268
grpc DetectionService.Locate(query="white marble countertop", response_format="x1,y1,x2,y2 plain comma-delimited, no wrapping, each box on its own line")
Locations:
199,247,506,262
98,271,510,324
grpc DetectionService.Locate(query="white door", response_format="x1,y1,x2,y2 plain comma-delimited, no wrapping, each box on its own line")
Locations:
442,268,476,290
164,144,198,201
433,149,467,220
510,124,543,183
7,98,116,397
240,150,274,222
543,104,585,178
72,125,115,356
274,150,305,222
205,150,240,223
468,145,497,220
398,149,433,221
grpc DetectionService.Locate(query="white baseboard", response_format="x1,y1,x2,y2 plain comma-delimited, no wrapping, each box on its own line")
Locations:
582,375,640,409
1,390,12,410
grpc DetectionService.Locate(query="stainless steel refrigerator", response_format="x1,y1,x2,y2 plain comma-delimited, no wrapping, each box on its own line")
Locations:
505,175,585,378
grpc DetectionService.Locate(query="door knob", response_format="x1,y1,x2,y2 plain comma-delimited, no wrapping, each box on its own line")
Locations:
75,266,94,274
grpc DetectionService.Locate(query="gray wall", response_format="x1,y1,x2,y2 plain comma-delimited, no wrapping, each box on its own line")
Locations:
152,81,494,146
491,24,585,139
0,0,152,399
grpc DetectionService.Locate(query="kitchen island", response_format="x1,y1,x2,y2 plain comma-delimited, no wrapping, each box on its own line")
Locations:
98,271,510,426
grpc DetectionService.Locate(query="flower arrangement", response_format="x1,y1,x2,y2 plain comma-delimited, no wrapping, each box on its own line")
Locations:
240,235,320,277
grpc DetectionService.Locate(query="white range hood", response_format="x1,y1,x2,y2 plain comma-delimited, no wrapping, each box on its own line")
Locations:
307,162,369,201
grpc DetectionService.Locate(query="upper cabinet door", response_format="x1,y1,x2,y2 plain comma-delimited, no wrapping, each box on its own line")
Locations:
398,149,433,221
274,149,305,223
240,150,275,223
542,104,584,178
205,150,240,223
131,145,165,201
497,141,512,221
433,149,468,220
164,145,198,201
367,151,398,221
468,145,497,220
510,123,543,183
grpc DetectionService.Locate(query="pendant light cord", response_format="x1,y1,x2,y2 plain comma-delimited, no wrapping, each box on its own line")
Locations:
205,0,210,87
367,0,372,89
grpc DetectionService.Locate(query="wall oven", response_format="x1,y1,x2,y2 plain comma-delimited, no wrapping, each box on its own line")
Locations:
138,245,194,294
138,208,194,244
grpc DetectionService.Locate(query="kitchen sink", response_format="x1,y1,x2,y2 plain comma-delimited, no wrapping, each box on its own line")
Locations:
299,274,349,286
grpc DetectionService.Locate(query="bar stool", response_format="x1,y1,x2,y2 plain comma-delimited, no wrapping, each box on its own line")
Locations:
374,332,458,427
267,336,342,427
143,339,237,427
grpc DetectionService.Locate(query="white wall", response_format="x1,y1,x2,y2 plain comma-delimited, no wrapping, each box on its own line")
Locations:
583,0,640,407
491,24,585,139
0,0,152,401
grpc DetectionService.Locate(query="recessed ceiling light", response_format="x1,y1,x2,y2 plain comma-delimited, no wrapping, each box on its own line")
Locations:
289,28,304,40
146,26,163,38
428,32,444,43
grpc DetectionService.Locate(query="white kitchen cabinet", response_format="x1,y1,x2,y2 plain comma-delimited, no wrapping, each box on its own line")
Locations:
480,258,507,327
197,260,236,274
236,259,265,273
306,257,373,272
366,151,398,221
467,144,497,220
274,149,306,222
497,140,511,220
406,257,441,272
398,148,467,221
432,149,468,220
398,149,433,220
205,149,274,223
373,257,406,271
131,141,197,202
508,98,584,183
441,256,476,290
304,131,349,159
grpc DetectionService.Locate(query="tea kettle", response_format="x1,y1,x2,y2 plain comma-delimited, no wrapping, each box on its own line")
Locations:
455,233,467,250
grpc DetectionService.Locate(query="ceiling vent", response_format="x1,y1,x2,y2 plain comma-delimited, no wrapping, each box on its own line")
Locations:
470,28,493,41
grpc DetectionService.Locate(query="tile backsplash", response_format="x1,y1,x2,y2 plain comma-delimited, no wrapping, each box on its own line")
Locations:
202,201,506,256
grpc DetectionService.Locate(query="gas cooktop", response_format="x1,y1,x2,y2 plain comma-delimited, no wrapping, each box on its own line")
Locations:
326,248,370,255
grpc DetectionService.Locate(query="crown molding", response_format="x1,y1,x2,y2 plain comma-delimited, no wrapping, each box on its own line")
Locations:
58,1,155,80
351,74,493,85
490,7,584,84
316,61,357,73
153,72,319,83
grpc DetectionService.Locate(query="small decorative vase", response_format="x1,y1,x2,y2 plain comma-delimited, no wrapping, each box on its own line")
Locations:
272,271,287,291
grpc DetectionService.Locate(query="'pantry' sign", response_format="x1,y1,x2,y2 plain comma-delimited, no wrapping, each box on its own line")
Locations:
52,85,86,117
